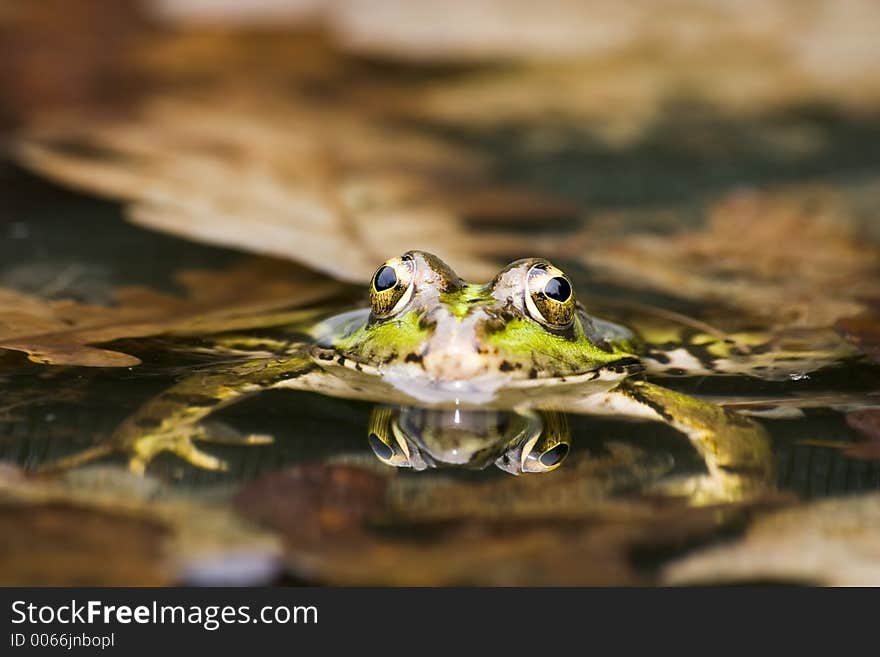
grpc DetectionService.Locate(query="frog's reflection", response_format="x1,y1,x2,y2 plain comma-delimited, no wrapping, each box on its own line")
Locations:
367,406,570,474
364,403,778,505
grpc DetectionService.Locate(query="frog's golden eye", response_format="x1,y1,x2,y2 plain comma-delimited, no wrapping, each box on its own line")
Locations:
367,407,413,468
520,411,570,473
525,443,570,472
525,263,575,328
370,255,415,318
495,411,570,475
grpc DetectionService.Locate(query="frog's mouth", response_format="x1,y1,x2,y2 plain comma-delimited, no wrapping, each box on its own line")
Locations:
311,344,642,406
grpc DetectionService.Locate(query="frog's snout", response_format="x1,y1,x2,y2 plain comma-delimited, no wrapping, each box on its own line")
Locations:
421,343,490,380
419,311,492,380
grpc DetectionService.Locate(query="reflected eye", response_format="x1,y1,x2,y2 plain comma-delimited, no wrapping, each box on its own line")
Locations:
495,411,570,475
525,263,575,328
367,407,414,468
370,256,415,318
522,437,570,473
368,432,394,461
367,430,412,468
539,443,569,468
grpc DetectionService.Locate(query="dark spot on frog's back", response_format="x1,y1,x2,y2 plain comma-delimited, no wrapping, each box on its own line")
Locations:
500,299,517,322
718,463,766,476
648,350,671,365
160,393,219,407
594,338,614,353
481,316,506,333
417,314,437,331
273,367,312,382
528,367,538,379
625,387,674,423
499,360,515,372
404,353,423,364
609,357,644,374
723,408,757,428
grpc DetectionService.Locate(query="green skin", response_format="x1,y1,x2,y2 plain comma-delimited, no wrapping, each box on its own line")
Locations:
48,251,774,502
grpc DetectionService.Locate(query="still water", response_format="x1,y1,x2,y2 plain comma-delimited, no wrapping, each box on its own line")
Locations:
1,163,879,585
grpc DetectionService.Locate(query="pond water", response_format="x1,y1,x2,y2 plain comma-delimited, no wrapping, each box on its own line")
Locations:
2,161,879,586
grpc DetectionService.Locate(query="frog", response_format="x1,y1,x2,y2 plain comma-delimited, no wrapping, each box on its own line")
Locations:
49,250,774,503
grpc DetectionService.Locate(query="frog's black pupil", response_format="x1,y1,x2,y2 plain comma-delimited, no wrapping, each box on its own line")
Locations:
374,266,398,292
540,443,569,467
544,277,571,302
369,432,394,461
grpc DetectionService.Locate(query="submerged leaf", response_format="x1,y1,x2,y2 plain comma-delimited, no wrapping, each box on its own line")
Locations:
0,463,282,585
663,492,880,585
0,259,343,367
235,462,762,585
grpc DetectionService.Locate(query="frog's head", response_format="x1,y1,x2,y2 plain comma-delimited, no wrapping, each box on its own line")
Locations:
367,406,571,474
313,251,640,403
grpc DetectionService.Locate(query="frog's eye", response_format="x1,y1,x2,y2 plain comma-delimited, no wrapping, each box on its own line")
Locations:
367,407,413,468
525,263,575,328
495,411,570,475
368,431,412,467
523,441,570,473
521,412,570,473
370,255,415,318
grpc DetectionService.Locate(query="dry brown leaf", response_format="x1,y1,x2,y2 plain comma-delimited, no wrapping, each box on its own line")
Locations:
576,188,880,329
138,1,880,142
0,258,343,367
17,93,564,283
663,492,880,585
154,0,880,81
318,0,880,139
